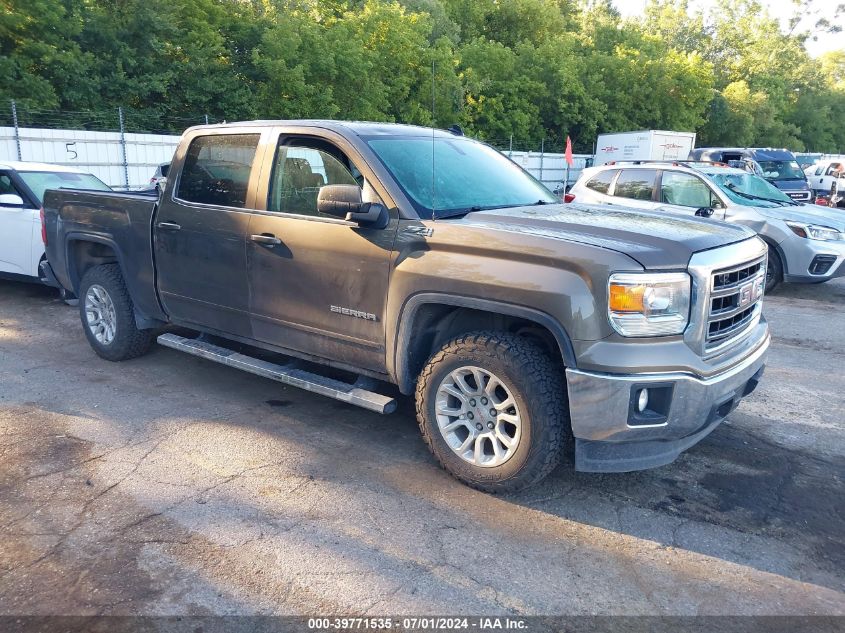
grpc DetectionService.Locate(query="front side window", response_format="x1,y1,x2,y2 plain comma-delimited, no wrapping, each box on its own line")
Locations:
585,170,617,194
366,137,556,219
660,171,715,208
268,145,359,216
613,170,657,201
177,134,259,208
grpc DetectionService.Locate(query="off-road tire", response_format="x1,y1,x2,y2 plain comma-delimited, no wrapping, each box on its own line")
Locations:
415,331,568,493
765,245,783,293
78,264,154,361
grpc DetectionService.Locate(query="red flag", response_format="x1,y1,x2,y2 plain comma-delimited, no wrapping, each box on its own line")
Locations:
564,135,574,167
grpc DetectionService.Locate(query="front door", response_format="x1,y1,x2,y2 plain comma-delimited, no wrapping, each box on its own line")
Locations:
246,137,398,372
0,172,36,276
655,170,726,220
154,132,262,338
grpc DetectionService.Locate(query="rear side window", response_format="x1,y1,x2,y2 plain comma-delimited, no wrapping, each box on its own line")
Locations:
614,169,657,201
177,134,260,208
585,170,617,194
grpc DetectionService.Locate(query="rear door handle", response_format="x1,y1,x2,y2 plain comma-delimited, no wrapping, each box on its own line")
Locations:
250,233,282,247
157,222,181,231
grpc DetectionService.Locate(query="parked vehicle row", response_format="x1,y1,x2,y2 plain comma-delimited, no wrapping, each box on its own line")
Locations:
568,161,845,292
689,147,813,202
38,120,771,492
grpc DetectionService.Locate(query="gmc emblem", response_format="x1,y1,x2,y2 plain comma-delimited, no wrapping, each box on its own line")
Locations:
739,282,754,307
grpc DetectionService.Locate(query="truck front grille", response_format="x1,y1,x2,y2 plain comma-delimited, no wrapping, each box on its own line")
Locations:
785,190,811,201
705,257,766,354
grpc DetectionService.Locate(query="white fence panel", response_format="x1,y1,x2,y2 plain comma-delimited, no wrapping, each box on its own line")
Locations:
0,126,180,188
1,126,597,192
507,151,593,190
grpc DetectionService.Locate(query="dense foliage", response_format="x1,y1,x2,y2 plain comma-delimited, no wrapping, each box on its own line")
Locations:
1,0,843,151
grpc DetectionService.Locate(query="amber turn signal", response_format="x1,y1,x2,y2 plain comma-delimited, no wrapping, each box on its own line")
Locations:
609,283,646,313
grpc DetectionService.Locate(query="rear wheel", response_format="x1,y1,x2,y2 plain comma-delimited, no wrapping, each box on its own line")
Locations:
78,264,154,361
765,245,783,293
415,332,568,493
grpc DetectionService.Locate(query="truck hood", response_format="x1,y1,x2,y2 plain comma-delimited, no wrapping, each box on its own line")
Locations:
461,203,756,270
769,178,810,191
756,203,845,231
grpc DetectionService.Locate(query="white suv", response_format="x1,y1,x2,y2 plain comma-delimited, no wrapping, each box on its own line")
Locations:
0,161,110,283
569,161,845,291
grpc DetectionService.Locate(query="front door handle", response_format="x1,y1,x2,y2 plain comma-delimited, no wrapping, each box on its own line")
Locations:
157,221,181,231
250,233,282,247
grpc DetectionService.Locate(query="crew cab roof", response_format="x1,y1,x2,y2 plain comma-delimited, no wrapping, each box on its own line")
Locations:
186,120,461,139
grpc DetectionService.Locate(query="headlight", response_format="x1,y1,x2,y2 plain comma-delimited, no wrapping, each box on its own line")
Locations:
786,222,842,241
608,272,691,337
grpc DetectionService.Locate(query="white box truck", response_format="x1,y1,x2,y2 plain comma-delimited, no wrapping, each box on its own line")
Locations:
594,130,696,166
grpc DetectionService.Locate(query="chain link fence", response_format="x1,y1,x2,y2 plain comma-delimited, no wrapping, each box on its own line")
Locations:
1,101,592,191
0,101,221,135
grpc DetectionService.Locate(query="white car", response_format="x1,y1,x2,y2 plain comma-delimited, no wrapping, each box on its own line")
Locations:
569,161,845,291
0,161,110,282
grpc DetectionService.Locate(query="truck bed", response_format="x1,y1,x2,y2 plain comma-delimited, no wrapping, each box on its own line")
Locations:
42,188,165,323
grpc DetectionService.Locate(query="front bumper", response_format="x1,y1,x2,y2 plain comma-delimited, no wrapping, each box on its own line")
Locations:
566,332,769,473
781,236,845,283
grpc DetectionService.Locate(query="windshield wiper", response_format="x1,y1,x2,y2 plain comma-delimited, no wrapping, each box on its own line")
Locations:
725,183,798,206
434,201,550,220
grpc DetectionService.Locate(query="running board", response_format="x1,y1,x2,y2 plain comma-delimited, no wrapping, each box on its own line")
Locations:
156,333,398,414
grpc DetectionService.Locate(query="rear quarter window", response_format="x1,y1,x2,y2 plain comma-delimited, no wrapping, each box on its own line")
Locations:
584,170,617,194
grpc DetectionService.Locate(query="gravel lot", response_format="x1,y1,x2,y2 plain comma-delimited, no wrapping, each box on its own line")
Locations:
0,277,843,616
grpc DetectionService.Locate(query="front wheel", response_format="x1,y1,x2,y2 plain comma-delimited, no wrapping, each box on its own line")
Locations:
78,264,154,361
765,245,783,293
415,332,568,493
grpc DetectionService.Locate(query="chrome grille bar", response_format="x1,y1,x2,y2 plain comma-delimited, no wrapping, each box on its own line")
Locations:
704,256,766,354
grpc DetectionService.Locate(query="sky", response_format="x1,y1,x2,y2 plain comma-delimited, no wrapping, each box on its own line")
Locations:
612,0,844,58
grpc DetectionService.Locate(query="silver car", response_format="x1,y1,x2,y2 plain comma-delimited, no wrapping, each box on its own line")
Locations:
569,161,845,291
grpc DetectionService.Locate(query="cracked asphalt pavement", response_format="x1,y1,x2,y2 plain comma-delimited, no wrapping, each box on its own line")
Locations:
0,278,843,616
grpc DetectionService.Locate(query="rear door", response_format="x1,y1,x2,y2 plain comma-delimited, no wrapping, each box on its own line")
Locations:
609,169,659,209
655,170,726,219
154,130,266,337
245,130,399,372
0,171,37,276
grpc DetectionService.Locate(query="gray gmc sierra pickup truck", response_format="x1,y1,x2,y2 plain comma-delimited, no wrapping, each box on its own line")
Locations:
42,121,770,491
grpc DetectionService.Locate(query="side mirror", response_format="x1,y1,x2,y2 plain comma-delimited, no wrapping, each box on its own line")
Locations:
317,184,388,228
0,194,24,207
695,207,715,218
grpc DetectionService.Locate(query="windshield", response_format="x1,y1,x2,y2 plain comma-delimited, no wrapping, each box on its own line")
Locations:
757,160,805,181
18,171,111,203
709,172,795,206
366,137,557,218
